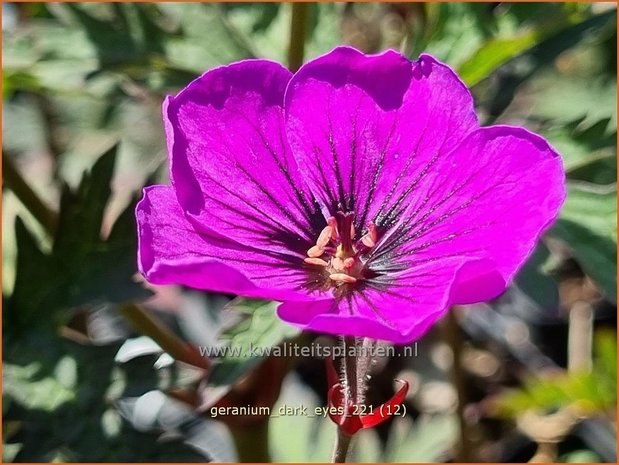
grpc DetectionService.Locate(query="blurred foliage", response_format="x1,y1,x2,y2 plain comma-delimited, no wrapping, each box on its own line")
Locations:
553,183,617,303
2,2,617,463
384,414,458,462
8,147,149,332
3,326,206,462
491,331,616,417
208,298,300,387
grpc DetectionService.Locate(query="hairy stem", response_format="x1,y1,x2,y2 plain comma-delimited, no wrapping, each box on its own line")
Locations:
2,151,58,235
288,2,309,71
444,309,473,461
343,335,359,404
332,428,353,463
330,336,362,463
229,419,271,463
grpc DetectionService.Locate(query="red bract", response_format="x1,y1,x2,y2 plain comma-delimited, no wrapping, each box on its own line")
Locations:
325,358,409,436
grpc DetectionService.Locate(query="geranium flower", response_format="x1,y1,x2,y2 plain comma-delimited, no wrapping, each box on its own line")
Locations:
136,46,565,344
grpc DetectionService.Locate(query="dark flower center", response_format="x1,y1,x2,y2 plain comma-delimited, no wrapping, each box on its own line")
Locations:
303,211,379,292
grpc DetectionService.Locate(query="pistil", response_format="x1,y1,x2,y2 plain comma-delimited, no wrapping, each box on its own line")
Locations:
336,212,355,257
304,257,329,267
330,273,357,284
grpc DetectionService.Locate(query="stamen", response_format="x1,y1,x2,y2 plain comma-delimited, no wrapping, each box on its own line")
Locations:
361,222,378,248
329,273,357,284
304,257,329,267
331,256,345,272
343,258,355,269
307,245,324,258
317,226,333,248
327,217,338,240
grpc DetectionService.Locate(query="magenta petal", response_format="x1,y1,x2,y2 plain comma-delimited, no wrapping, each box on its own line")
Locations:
277,299,411,343
165,59,323,257
136,185,312,301
285,47,478,222
278,257,480,343
367,126,566,304
279,127,564,343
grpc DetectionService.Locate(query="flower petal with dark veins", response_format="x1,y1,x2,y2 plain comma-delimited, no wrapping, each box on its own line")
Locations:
284,46,478,226
136,185,313,301
366,126,566,304
166,60,324,259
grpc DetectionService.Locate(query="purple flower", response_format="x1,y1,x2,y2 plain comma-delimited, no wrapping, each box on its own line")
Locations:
136,47,565,344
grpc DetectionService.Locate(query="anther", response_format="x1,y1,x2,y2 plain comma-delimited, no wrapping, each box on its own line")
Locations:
307,245,324,258
317,226,333,248
327,217,338,240
343,257,355,269
304,257,329,267
331,256,345,272
361,222,378,248
329,273,357,284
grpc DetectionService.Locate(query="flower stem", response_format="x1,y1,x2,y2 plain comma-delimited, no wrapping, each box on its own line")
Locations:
288,2,309,72
444,309,473,461
529,442,557,463
229,419,271,463
332,428,352,463
330,336,361,463
120,302,209,369
342,335,359,403
2,151,58,235
567,301,593,372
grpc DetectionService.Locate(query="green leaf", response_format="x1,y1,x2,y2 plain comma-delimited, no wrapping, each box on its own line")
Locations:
2,70,41,97
61,3,165,69
513,242,560,312
270,377,334,462
222,3,342,63
543,117,616,177
563,180,617,243
459,31,542,86
527,75,617,129
419,3,492,67
491,332,617,418
478,9,616,122
595,330,617,383
208,298,299,387
157,3,255,73
2,18,99,94
2,443,23,462
8,146,150,331
559,449,602,463
3,361,76,411
305,3,343,60
553,219,617,303
552,182,617,302
385,415,458,462
3,329,206,462
2,98,49,155
457,6,603,87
